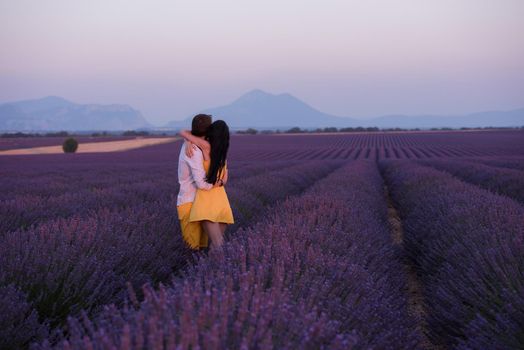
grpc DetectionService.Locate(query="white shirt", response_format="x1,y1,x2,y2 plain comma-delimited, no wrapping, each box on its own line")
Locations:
177,142,213,206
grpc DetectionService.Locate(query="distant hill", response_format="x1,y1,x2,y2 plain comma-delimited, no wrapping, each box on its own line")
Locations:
369,109,524,129
0,96,151,131
166,89,524,129
167,89,361,129
3,92,522,131
166,89,358,129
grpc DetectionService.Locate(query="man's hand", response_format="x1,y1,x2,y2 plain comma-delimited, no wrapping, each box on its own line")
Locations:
185,141,196,158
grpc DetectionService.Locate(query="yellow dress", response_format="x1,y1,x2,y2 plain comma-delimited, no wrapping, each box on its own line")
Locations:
189,160,234,224
177,202,208,249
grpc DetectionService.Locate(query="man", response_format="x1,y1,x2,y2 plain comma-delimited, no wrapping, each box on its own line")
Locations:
176,114,214,249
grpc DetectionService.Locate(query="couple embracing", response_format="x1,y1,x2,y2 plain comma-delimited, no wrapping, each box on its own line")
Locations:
176,114,234,251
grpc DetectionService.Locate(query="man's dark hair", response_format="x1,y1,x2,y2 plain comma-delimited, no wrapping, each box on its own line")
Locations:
191,114,212,136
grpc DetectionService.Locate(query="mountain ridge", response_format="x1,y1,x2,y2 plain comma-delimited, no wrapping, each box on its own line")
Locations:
0,96,151,131
1,91,523,131
166,89,355,128
166,89,524,129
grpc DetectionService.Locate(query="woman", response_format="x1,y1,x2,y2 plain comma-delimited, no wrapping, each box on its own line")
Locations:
180,120,234,250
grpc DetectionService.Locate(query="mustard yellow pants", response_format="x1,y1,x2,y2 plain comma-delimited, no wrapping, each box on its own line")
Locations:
177,202,208,249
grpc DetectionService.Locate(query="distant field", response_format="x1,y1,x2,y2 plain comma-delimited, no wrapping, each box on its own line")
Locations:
0,136,178,155
230,129,524,160
1,129,523,349
0,135,139,151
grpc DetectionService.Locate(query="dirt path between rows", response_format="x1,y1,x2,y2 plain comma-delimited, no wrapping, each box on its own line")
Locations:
383,184,442,350
0,137,179,155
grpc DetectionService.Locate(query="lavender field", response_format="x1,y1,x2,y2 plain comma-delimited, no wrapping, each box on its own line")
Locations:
1,130,523,349
0,136,141,151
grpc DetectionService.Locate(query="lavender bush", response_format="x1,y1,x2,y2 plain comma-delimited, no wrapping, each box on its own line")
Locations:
0,160,340,346
227,160,340,231
380,160,524,348
37,161,419,349
1,131,523,349
0,159,299,234
462,156,524,172
419,158,524,204
0,284,49,349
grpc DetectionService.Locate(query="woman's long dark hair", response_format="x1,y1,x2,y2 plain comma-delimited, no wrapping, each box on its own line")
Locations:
205,120,229,184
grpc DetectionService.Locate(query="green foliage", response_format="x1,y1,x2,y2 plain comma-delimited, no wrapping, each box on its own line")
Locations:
237,128,258,135
91,131,109,137
45,131,69,137
62,138,78,153
123,130,149,136
286,127,302,133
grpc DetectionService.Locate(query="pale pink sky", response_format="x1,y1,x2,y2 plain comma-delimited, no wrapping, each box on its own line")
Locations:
1,0,523,124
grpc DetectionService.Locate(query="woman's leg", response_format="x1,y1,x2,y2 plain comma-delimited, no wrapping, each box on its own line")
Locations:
219,223,227,235
202,220,224,250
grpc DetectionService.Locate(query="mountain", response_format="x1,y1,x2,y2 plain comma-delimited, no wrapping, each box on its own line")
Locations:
166,89,360,129
166,89,524,129
0,96,152,131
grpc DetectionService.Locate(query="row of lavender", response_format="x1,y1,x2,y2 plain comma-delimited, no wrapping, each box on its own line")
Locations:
36,161,420,349
241,146,496,162
0,160,298,234
0,159,294,201
0,160,340,349
380,160,524,349
229,130,524,161
418,157,524,205
468,156,524,171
